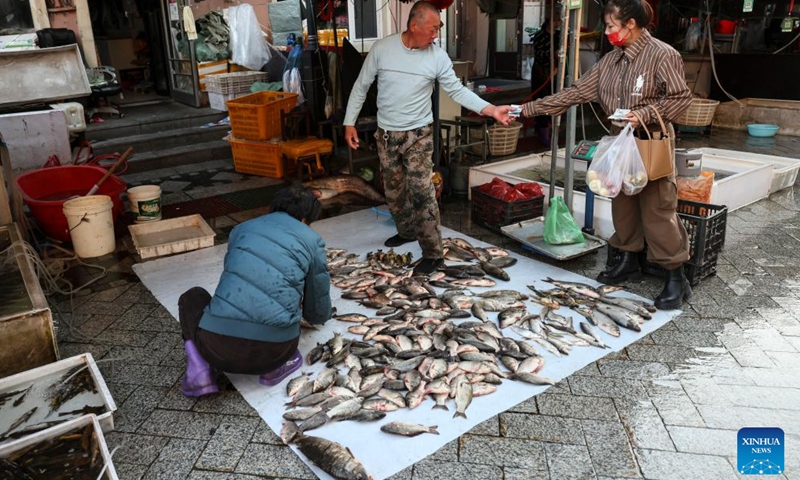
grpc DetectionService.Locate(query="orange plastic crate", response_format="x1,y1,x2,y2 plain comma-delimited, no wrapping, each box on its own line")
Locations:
228,136,284,178
227,91,298,141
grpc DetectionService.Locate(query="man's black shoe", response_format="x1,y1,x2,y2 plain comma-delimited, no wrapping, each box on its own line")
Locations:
413,258,444,276
385,234,415,248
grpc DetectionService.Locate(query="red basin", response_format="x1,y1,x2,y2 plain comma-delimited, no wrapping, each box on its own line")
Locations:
16,165,127,242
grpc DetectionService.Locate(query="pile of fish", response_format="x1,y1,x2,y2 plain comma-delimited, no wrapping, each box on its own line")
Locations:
281,237,657,479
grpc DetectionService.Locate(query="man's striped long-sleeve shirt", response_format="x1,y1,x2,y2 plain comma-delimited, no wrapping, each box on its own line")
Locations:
521,30,692,126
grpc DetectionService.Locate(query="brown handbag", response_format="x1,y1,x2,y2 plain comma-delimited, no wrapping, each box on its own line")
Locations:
631,108,674,181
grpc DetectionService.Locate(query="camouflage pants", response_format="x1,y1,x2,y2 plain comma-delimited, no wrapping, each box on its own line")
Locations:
375,125,443,259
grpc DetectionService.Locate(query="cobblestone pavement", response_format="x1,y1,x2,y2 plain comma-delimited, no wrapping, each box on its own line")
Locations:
51,130,800,479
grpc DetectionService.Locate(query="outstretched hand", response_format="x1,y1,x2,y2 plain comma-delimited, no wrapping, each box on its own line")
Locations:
481,105,516,126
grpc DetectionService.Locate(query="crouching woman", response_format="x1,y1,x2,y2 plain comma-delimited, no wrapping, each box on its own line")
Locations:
178,183,331,396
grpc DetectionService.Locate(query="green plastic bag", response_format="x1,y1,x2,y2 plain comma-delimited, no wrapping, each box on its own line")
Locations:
543,196,585,245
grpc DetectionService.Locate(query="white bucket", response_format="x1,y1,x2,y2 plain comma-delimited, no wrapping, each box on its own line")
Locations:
62,195,116,258
127,185,162,223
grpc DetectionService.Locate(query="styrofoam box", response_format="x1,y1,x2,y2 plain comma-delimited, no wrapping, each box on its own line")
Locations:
128,213,216,259
0,352,117,442
0,414,118,479
699,147,800,194
208,91,250,111
700,156,773,210
469,149,776,240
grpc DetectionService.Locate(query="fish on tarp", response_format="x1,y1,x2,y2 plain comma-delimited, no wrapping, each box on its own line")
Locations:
305,175,386,204
294,434,372,480
380,421,439,437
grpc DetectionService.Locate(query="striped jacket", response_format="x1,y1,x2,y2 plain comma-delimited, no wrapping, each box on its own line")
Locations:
522,30,692,126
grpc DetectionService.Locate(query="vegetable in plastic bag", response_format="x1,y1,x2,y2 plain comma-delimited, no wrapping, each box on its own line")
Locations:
543,196,585,245
587,124,648,198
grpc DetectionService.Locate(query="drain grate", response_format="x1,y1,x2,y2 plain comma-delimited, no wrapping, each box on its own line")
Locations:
222,184,285,211
161,197,241,220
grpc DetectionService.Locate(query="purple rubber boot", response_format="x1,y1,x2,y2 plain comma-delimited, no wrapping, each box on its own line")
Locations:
259,350,303,386
181,340,219,397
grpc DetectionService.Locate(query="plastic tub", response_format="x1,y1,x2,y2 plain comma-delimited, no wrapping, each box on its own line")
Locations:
747,124,780,137
127,185,162,223
16,165,126,242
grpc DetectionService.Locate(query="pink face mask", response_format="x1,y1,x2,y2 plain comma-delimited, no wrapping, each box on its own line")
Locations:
607,28,629,47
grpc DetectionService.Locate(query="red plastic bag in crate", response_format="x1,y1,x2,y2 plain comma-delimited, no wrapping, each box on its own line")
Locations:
478,177,543,202
478,178,514,201
515,182,544,199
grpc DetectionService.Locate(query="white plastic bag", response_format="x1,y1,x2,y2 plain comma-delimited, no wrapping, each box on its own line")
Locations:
587,124,648,198
228,4,271,71
283,68,305,105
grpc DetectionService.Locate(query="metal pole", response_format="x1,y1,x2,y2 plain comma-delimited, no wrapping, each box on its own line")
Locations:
563,5,580,213
548,2,569,201
303,0,324,126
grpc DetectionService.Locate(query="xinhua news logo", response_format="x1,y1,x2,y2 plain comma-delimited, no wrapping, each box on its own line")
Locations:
737,427,784,475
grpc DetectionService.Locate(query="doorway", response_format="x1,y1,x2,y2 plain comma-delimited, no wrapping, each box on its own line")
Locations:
87,0,172,106
159,0,201,106
489,17,521,78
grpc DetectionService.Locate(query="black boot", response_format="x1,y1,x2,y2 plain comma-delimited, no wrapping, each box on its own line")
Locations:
654,266,692,310
413,258,444,276
597,251,642,284
385,234,415,247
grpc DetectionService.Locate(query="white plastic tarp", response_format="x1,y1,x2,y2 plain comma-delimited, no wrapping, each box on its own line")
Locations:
133,208,682,480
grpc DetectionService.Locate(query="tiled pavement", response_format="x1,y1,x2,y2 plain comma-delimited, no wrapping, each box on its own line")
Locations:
50,129,800,479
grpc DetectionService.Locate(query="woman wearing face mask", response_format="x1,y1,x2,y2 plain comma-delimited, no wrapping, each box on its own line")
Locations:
519,0,693,311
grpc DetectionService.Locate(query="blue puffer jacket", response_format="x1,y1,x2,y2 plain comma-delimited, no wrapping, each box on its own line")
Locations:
199,212,331,342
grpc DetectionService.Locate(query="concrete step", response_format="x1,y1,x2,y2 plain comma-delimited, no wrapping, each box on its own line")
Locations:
124,139,232,175
90,124,230,156
86,104,226,142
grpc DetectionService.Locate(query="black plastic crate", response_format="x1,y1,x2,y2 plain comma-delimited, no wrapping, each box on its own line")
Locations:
605,200,727,286
470,186,544,232
639,257,718,287
676,200,727,266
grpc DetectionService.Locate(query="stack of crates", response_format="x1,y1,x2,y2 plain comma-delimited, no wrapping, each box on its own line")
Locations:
205,71,268,111
225,91,299,179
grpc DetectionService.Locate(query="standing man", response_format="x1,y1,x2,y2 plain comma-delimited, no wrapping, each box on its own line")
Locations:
343,0,515,276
